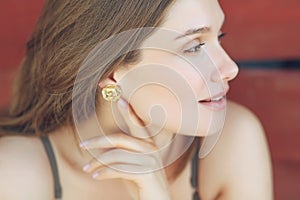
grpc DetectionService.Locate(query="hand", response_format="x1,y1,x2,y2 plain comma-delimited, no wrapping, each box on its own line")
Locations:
80,98,171,200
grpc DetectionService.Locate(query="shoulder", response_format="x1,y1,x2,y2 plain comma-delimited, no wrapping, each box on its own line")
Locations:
198,101,273,200
0,135,53,199
224,100,264,135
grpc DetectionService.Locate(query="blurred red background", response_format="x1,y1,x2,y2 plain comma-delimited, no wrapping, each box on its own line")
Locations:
0,0,299,199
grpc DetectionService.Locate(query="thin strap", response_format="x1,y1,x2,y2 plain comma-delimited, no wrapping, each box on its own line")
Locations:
191,138,201,200
41,135,62,200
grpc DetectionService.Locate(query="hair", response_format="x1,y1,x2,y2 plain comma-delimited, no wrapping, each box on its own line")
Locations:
0,0,198,181
0,0,177,134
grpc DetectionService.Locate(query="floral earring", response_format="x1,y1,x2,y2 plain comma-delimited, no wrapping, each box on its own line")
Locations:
101,84,122,102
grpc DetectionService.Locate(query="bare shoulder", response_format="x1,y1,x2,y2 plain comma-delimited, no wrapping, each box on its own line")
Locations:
223,100,264,134
0,135,53,200
198,101,273,200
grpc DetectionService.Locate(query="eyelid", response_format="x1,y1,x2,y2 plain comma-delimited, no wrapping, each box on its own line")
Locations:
218,32,227,39
182,32,227,54
183,42,205,53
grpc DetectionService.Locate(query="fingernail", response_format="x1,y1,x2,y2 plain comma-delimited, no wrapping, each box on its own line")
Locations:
118,98,128,108
92,172,99,179
79,141,88,148
82,164,90,171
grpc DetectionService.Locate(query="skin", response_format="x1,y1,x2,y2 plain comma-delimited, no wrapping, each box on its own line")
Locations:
0,0,273,199
111,0,237,137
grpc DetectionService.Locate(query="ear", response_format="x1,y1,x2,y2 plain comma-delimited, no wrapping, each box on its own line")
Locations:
99,65,129,88
111,65,130,84
98,77,116,88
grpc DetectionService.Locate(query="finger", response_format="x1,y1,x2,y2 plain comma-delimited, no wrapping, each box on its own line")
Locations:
117,98,152,141
82,157,105,173
83,149,156,173
92,163,155,180
80,133,156,152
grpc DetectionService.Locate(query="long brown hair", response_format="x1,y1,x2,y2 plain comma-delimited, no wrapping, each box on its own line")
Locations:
0,0,177,135
0,0,200,182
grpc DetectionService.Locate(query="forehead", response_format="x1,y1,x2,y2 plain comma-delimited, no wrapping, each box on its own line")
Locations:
161,0,225,33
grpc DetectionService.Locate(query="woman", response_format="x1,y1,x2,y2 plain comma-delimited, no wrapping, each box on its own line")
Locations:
0,0,273,199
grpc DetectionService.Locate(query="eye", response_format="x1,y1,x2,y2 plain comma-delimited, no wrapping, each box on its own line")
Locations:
218,32,227,43
183,32,227,54
183,42,205,54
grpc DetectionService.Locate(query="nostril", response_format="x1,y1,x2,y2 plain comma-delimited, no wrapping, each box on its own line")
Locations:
210,67,238,82
223,75,232,81
222,61,239,81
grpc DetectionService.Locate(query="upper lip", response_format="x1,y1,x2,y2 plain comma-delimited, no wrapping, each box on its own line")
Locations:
199,87,229,102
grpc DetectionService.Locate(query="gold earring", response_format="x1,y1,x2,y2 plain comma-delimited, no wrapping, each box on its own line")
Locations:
101,84,122,102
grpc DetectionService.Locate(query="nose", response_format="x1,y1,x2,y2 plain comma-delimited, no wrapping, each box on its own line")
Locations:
210,48,239,82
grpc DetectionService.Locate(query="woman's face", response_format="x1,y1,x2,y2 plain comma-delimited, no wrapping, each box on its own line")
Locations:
114,0,238,137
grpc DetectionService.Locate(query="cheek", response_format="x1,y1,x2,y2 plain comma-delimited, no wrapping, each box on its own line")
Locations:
118,51,218,135
141,50,207,96
128,84,183,131
129,84,225,137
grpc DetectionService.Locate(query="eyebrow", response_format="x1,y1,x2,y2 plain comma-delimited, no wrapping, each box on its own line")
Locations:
175,26,211,40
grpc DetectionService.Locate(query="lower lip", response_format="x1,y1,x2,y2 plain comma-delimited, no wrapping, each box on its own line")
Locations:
198,97,227,111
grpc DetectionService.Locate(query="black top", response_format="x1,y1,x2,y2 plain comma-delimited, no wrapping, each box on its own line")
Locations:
40,135,201,200
191,138,201,200
41,135,62,200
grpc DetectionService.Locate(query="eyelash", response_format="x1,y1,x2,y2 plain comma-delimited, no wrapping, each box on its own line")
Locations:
184,32,227,54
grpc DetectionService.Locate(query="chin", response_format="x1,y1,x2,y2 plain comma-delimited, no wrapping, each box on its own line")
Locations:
167,121,224,138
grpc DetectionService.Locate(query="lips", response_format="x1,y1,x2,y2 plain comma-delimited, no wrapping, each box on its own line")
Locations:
198,87,229,103
199,95,225,102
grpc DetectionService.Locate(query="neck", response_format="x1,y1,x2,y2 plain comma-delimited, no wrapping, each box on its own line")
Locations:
49,100,196,183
